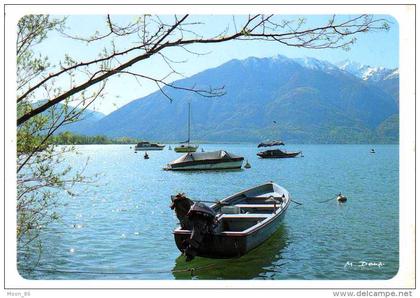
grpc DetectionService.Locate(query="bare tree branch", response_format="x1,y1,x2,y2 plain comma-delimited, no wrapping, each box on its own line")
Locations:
119,70,225,98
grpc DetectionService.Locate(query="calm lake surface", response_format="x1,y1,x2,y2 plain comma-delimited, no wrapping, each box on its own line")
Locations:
18,144,399,280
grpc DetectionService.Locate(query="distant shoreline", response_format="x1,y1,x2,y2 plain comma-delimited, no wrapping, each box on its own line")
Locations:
50,131,398,145
54,142,399,145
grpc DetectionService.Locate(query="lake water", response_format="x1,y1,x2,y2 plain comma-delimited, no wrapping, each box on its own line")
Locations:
18,144,399,280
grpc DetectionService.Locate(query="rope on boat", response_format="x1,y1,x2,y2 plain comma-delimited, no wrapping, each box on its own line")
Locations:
290,199,303,206
318,196,337,203
18,263,218,276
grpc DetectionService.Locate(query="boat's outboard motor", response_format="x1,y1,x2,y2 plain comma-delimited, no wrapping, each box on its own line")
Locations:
170,193,194,230
183,202,216,261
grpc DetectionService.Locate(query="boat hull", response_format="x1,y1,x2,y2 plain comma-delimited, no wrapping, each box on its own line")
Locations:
135,147,165,151
174,146,198,153
174,206,287,258
257,150,301,158
166,160,243,171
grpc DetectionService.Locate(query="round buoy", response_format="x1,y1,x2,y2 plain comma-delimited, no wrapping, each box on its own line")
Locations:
337,194,347,203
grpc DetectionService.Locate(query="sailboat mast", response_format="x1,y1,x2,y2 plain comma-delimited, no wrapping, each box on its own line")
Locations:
188,102,191,145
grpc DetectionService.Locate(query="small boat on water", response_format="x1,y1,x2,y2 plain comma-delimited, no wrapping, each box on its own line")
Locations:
170,182,291,260
257,149,301,158
165,150,244,171
134,141,165,151
174,144,198,153
256,139,301,159
244,160,251,169
371,148,375,153
174,103,198,153
144,152,149,159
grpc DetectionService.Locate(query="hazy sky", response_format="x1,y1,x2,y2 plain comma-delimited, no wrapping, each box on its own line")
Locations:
33,14,399,115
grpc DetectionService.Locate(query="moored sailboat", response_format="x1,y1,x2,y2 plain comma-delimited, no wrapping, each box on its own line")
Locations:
174,103,198,153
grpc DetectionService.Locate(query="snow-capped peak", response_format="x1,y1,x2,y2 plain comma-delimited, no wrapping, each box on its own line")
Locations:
384,69,399,80
336,59,364,74
362,66,386,80
293,56,338,71
336,60,398,82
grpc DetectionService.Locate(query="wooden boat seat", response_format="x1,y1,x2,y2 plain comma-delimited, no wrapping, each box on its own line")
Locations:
219,214,271,219
256,192,279,197
243,196,284,201
235,204,280,209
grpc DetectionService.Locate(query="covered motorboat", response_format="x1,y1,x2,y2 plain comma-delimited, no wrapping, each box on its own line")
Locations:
257,138,302,158
164,150,244,171
257,149,301,158
134,141,165,151
171,182,291,260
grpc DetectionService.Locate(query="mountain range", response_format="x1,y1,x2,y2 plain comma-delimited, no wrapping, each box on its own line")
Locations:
62,55,399,143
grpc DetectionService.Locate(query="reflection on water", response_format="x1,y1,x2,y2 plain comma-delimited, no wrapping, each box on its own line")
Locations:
172,226,289,280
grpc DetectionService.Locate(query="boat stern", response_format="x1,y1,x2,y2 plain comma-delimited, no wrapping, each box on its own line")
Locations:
173,229,248,259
